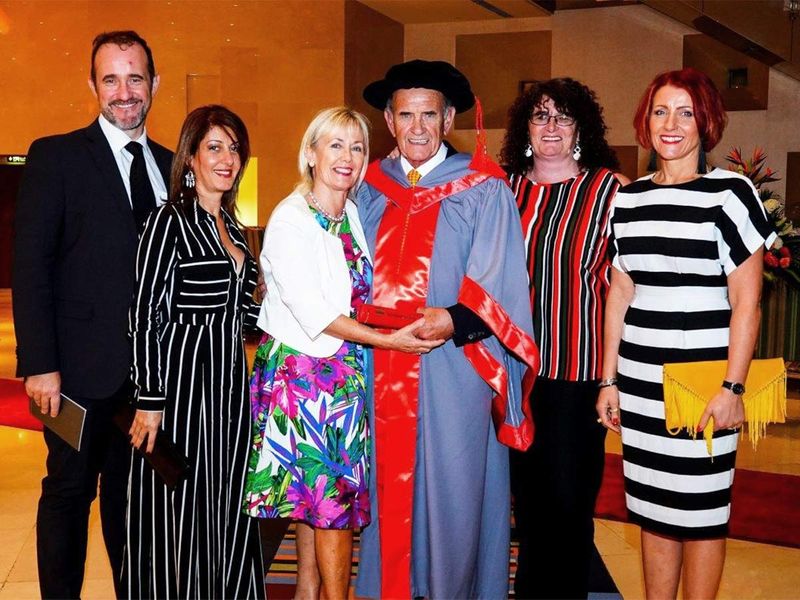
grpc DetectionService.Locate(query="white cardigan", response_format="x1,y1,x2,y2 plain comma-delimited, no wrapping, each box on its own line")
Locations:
256,191,372,357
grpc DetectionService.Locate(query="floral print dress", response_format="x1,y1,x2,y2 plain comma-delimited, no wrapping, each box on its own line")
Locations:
243,207,372,529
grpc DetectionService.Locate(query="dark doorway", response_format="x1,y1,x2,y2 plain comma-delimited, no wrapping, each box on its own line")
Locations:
0,155,26,288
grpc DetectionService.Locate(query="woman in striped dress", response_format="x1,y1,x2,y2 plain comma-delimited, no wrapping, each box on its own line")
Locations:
501,78,627,599
598,69,775,598
124,105,265,598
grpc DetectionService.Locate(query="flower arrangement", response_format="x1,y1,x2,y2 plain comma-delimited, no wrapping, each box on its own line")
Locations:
725,147,800,288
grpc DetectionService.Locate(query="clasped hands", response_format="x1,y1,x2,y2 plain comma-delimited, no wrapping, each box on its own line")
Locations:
387,307,452,355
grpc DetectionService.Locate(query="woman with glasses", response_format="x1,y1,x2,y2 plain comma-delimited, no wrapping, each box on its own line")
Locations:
500,78,627,599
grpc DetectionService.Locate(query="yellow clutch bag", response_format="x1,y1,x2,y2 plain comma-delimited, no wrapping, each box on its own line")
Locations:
663,358,787,456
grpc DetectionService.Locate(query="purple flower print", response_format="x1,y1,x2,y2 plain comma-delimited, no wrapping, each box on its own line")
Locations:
332,478,371,528
249,367,273,421
269,355,308,419
340,233,357,262
291,353,355,396
287,475,345,526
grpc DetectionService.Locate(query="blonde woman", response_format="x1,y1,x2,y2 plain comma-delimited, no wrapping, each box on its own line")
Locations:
242,107,442,599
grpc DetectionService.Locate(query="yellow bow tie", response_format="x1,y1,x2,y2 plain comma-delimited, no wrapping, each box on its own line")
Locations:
407,169,421,187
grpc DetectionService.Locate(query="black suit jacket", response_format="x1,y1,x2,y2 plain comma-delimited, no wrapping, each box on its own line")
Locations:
12,118,173,399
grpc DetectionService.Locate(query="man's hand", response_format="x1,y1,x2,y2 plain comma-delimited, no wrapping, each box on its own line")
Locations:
416,307,454,341
129,409,163,454
25,371,62,417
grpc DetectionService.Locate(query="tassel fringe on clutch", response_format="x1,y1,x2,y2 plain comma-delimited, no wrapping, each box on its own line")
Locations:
663,358,787,456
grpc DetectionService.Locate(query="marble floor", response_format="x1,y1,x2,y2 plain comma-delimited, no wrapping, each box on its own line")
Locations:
1,288,799,599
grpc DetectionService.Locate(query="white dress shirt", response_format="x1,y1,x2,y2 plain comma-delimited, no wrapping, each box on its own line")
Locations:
98,114,168,206
399,142,448,184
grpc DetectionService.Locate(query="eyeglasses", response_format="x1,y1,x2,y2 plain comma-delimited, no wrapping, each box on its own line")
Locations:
529,112,576,127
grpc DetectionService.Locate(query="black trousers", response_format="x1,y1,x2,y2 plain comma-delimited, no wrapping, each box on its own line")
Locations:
510,377,607,600
36,382,131,599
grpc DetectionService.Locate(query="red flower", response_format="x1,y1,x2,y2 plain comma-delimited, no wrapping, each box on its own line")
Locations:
779,257,791,269
779,246,790,258
765,252,779,268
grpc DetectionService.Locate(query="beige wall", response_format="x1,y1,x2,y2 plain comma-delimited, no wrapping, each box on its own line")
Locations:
404,4,800,200
0,0,345,224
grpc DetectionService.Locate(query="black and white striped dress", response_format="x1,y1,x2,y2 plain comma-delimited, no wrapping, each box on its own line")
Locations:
608,168,775,538
124,202,265,598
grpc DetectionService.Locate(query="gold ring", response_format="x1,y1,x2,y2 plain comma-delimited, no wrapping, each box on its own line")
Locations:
609,408,619,413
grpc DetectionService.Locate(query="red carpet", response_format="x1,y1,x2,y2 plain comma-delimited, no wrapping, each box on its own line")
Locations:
595,452,800,549
264,584,294,598
0,378,42,431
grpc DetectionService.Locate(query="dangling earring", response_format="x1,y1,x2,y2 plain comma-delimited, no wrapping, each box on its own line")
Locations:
572,137,582,162
184,169,196,188
524,143,533,158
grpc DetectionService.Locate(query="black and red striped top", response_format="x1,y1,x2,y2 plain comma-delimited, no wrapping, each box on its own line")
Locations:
513,168,620,381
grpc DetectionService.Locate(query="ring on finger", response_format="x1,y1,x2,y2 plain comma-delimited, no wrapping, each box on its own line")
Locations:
609,408,619,413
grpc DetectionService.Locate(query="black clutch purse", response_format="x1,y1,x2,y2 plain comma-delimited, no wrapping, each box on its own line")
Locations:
113,403,191,490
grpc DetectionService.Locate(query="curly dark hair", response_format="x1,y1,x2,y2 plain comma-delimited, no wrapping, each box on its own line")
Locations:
500,78,619,177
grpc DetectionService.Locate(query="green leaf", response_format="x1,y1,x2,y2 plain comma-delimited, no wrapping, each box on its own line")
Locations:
274,411,288,436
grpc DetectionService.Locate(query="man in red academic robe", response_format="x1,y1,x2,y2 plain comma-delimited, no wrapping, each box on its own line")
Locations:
354,59,539,599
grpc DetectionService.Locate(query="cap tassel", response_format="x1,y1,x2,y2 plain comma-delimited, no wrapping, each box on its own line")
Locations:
467,96,509,183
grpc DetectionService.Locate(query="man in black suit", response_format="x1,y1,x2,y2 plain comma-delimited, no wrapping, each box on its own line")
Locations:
12,31,172,599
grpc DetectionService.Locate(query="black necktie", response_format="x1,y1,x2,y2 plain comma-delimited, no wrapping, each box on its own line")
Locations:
125,141,156,233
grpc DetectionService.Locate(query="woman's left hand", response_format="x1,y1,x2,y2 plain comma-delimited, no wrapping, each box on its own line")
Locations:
129,409,163,453
698,388,745,432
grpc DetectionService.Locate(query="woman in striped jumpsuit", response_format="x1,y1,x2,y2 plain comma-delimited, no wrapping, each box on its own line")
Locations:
123,105,264,598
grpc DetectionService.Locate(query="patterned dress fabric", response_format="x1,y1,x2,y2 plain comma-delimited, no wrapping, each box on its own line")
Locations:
608,169,776,538
124,203,265,599
243,208,372,529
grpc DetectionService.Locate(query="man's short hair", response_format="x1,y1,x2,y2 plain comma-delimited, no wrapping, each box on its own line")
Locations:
90,30,155,83
385,91,453,113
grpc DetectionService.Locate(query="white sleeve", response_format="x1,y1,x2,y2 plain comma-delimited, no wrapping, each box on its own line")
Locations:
262,211,343,339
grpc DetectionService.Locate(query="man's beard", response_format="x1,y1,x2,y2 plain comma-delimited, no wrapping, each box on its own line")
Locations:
102,100,149,132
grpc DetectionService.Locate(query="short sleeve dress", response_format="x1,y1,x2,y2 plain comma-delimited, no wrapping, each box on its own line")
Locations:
607,168,776,538
242,207,372,529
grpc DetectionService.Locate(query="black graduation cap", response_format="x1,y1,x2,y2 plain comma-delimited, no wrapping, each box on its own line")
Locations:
363,59,475,114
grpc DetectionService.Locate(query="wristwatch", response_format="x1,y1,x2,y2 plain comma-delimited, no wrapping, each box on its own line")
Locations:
722,380,745,395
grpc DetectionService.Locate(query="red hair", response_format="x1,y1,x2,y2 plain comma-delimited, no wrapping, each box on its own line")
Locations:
633,68,727,152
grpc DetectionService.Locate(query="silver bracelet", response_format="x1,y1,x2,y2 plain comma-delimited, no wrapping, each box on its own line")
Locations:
598,377,618,388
